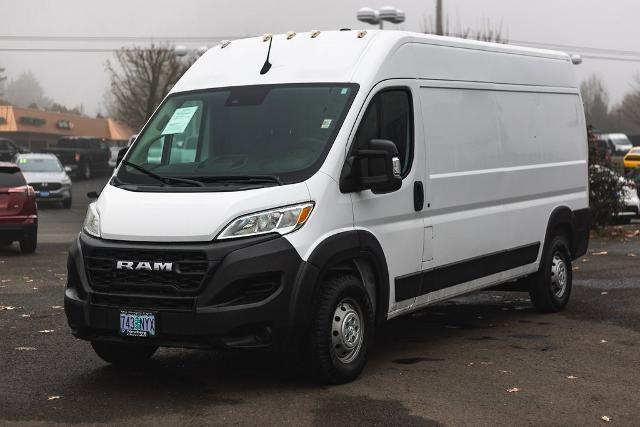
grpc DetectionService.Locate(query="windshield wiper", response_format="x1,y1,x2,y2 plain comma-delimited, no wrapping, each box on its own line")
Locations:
190,175,283,186
121,161,204,187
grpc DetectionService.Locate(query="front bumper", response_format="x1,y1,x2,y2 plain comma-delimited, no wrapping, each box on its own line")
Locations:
35,188,71,202
64,233,313,351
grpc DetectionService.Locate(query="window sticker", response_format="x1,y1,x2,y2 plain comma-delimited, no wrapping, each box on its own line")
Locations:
161,106,199,135
321,119,332,129
340,88,348,95
18,158,28,164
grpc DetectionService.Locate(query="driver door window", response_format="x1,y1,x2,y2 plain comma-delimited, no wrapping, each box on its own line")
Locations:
354,89,413,176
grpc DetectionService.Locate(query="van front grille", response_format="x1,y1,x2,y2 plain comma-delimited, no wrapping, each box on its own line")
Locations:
84,249,213,296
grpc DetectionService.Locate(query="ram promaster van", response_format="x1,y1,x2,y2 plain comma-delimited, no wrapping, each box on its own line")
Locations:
64,30,589,383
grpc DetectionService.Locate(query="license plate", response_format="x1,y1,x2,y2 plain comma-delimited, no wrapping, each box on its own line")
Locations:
39,191,49,197
119,311,156,337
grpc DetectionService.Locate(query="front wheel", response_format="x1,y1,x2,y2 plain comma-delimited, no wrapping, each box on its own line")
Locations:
62,197,72,209
529,234,573,313
91,341,157,366
307,274,374,384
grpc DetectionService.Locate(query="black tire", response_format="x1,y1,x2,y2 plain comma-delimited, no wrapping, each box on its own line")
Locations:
307,274,374,384
529,233,572,313
91,341,157,366
62,197,72,209
19,233,37,254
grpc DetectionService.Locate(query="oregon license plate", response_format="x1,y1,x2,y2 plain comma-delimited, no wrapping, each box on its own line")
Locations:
119,311,156,337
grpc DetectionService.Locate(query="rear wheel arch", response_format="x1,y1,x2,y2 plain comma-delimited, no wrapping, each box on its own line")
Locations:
544,206,577,258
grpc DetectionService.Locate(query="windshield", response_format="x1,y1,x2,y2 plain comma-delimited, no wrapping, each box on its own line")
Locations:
17,157,63,172
117,84,357,188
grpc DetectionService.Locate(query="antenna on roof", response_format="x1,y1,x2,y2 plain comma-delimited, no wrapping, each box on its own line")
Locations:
260,34,273,75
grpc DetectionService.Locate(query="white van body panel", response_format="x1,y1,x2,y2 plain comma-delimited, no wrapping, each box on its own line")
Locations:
97,182,310,242
97,30,587,319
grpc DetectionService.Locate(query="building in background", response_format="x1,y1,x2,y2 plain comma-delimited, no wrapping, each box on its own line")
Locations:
0,105,133,151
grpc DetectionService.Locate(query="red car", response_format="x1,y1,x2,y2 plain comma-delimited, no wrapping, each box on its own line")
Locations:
0,162,38,253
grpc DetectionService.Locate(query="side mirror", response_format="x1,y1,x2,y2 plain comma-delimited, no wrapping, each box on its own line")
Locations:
87,191,100,199
116,147,128,167
340,139,402,194
64,166,73,173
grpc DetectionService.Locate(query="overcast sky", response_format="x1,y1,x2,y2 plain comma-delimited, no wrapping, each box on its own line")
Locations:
1,0,639,116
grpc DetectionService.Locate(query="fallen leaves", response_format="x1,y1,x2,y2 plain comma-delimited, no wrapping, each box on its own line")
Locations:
592,251,608,256
15,347,36,351
506,387,521,393
567,375,578,379
628,252,637,257
601,291,608,295
0,305,17,310
51,306,63,310
38,330,54,334
600,339,608,344
601,415,612,422
47,395,61,401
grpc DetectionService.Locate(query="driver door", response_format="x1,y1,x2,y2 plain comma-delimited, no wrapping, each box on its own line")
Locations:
349,80,426,314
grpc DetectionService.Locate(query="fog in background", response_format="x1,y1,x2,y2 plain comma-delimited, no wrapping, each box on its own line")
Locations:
1,0,638,116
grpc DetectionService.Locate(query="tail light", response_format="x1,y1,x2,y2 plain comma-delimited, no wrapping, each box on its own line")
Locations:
75,152,81,162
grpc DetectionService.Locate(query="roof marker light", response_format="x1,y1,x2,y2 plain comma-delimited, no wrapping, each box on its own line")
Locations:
570,54,583,65
311,30,321,38
220,40,231,48
286,31,296,40
262,33,272,42
357,30,367,39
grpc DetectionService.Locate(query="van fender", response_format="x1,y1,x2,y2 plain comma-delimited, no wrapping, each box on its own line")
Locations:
286,230,390,348
543,206,590,260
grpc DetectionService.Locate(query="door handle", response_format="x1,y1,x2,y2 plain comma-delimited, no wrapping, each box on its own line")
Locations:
414,181,424,212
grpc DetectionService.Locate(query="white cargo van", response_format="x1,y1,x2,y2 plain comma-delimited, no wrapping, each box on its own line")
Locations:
65,30,589,383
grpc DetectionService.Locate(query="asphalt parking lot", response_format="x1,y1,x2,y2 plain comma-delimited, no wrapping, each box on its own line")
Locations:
1,177,639,426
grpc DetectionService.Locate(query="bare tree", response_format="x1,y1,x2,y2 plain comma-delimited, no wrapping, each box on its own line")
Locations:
580,75,611,130
105,44,195,130
5,71,53,109
422,15,508,43
0,66,6,99
621,73,640,128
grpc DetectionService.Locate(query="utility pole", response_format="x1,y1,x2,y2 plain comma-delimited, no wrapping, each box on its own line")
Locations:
436,0,444,35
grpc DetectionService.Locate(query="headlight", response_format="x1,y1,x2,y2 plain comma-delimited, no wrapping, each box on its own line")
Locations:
217,202,314,240
61,178,71,186
83,202,101,238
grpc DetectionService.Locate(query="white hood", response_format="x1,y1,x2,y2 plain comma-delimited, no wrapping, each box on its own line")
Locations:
23,171,68,184
96,183,311,242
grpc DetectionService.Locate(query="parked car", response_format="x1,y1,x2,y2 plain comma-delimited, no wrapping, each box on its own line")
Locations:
0,163,37,253
626,167,640,198
0,138,29,162
601,133,633,156
594,165,640,224
42,137,111,180
623,147,640,172
14,153,73,208
108,136,136,169
65,31,590,383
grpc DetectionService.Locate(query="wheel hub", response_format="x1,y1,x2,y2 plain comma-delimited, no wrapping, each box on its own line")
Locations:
331,299,364,364
550,253,568,298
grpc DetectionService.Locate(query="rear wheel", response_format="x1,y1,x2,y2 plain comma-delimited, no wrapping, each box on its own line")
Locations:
19,233,37,254
307,274,374,384
529,233,572,313
91,341,157,366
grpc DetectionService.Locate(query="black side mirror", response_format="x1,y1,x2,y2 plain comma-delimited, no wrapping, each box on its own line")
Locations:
340,139,402,194
87,191,100,199
116,147,128,167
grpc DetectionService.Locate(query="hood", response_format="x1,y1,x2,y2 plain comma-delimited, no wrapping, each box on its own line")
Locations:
97,183,311,242
22,171,69,184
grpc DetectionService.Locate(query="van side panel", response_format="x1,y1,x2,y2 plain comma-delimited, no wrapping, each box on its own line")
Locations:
393,44,588,315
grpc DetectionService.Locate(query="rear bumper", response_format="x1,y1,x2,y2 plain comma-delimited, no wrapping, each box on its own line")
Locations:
64,233,314,351
0,218,37,242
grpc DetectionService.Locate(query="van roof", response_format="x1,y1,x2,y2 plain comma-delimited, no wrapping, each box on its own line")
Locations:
172,30,574,94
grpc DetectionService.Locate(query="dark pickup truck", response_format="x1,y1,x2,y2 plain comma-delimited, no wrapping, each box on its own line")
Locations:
42,137,111,180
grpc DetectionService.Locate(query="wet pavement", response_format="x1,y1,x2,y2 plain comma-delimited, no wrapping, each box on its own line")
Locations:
1,177,639,425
